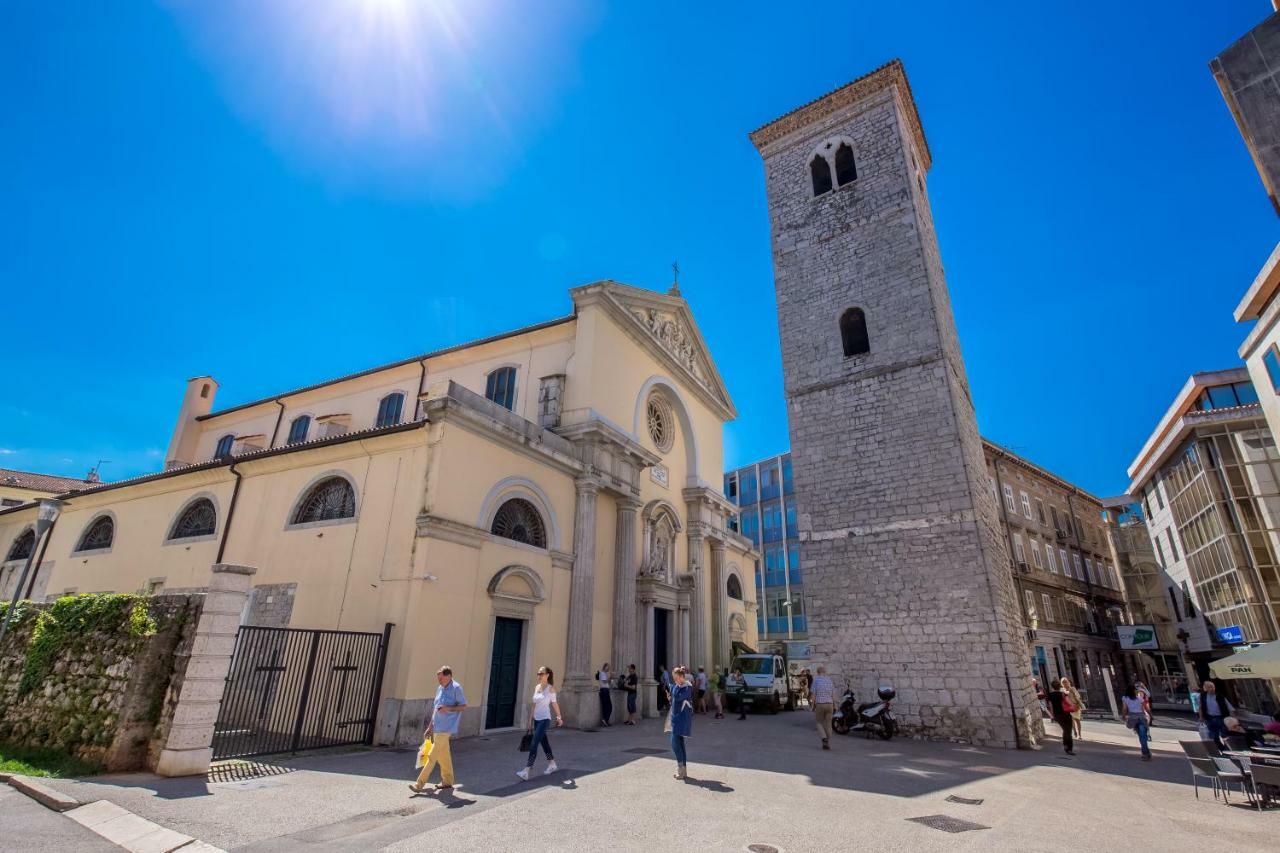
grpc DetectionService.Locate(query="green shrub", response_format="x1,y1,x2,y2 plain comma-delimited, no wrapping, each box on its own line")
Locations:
18,594,157,696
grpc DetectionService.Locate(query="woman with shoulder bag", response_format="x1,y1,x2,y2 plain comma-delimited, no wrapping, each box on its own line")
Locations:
669,666,695,780
1061,676,1085,741
516,666,562,780
1121,683,1152,761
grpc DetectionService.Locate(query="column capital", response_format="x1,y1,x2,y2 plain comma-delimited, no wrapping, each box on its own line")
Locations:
709,538,726,555
617,496,643,512
575,476,601,497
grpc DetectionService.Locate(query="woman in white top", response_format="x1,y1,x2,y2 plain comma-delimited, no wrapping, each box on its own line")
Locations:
516,666,563,780
597,663,613,728
1121,682,1152,761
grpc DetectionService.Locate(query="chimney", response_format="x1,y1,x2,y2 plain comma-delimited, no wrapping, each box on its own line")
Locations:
85,468,101,484
164,376,219,469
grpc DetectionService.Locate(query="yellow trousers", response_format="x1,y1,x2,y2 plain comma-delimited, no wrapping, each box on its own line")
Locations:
414,733,454,787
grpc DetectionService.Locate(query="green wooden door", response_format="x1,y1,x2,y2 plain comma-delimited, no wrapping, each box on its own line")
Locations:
485,617,523,729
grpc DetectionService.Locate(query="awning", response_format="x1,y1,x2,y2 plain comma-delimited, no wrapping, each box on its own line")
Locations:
1208,643,1280,680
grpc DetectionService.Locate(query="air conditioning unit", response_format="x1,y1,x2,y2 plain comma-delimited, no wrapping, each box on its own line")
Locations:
1017,561,1030,574
1055,529,1068,542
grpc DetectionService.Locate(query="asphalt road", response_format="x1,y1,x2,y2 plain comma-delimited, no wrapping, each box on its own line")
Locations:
0,785,119,853
37,709,1280,852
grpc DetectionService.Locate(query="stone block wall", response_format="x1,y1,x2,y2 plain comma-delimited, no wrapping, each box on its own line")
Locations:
0,593,203,771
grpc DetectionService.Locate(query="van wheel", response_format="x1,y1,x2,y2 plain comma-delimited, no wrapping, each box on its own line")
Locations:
769,692,780,714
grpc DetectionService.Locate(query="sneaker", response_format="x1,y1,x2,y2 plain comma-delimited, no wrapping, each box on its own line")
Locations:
822,739,830,750
544,761,557,775
408,784,423,794
515,768,529,781
435,783,454,791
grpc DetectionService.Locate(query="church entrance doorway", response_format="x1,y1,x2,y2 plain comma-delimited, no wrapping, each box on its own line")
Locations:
654,608,670,676
485,617,524,729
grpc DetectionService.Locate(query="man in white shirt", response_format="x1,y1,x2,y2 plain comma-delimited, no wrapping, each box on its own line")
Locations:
811,665,836,750
695,667,709,714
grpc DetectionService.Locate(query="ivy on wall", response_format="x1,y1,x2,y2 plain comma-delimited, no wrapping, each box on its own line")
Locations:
18,594,157,695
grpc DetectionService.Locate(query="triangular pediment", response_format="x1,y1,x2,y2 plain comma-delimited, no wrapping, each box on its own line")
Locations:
571,281,737,420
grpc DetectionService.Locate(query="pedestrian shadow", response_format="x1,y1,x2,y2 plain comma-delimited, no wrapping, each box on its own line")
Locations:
684,777,733,793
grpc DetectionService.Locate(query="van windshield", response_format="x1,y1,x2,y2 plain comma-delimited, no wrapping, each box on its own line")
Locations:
733,657,772,674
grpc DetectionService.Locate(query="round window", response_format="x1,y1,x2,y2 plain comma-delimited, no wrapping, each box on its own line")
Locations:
646,394,674,453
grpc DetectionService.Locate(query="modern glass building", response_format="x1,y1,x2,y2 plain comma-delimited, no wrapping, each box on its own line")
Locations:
724,453,807,659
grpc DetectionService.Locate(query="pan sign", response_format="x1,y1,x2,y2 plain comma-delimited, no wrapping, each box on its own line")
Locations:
1216,625,1244,645
1117,624,1158,650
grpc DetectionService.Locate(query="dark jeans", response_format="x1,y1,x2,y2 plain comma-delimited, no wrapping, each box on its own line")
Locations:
599,688,613,723
1204,715,1227,748
1056,715,1074,752
526,718,554,767
671,732,687,765
1133,720,1151,757
626,691,637,713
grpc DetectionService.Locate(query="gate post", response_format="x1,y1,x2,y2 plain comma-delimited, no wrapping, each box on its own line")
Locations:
155,563,257,777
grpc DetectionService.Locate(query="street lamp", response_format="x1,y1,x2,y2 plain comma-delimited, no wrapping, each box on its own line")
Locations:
0,498,63,647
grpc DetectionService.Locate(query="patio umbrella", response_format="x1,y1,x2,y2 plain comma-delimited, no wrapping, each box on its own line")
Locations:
1209,643,1280,680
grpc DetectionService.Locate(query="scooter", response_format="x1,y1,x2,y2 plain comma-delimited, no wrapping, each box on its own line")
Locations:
831,683,897,740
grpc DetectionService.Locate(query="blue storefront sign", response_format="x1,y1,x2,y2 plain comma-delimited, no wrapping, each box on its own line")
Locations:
1216,625,1244,645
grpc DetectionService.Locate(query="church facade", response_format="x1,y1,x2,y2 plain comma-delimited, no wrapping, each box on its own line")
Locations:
0,280,758,741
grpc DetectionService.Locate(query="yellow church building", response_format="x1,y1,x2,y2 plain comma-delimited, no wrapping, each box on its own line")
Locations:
0,280,758,741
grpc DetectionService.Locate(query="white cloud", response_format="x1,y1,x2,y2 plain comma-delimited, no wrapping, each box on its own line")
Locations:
0,448,17,455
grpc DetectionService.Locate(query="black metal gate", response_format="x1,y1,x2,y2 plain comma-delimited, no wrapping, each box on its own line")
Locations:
212,623,392,760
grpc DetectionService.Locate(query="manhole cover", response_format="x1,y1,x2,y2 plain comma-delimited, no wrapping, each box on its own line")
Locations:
907,815,990,833
623,747,668,755
746,845,781,853
945,795,984,806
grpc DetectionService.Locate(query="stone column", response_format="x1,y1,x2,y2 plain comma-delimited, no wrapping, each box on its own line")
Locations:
154,563,256,777
710,539,728,671
611,498,641,672
688,533,706,669
640,598,658,717
679,607,691,668
564,477,600,729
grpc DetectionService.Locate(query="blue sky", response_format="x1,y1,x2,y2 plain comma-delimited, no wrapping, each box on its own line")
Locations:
1,1,1276,496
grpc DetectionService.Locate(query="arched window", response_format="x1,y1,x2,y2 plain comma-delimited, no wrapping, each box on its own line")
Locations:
840,307,870,357
834,142,857,186
214,434,235,459
485,367,517,411
727,574,743,600
810,154,833,196
168,498,216,541
75,516,114,553
287,415,311,445
292,477,356,524
490,498,546,548
376,393,404,428
6,529,35,562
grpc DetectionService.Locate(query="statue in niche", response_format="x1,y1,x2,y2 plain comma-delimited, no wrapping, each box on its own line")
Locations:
642,515,677,583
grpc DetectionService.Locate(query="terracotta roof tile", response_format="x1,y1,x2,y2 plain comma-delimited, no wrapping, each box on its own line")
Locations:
0,467,101,495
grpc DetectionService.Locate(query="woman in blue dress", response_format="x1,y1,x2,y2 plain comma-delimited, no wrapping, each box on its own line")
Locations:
669,666,694,780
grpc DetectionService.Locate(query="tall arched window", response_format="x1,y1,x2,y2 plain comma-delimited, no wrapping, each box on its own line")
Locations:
727,574,743,600
485,367,517,411
287,415,311,445
75,516,115,553
6,529,35,562
834,142,857,186
810,154,833,196
840,307,870,357
376,393,404,428
292,477,356,524
490,498,546,548
214,434,235,459
168,498,216,541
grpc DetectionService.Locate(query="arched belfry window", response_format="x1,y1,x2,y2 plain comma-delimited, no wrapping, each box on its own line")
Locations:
727,574,743,601
6,529,35,562
491,498,546,548
810,154,833,196
840,307,870,358
75,516,115,553
834,142,857,186
292,477,356,524
168,498,216,541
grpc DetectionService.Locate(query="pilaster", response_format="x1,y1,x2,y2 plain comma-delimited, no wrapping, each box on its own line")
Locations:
563,477,600,729
612,497,641,672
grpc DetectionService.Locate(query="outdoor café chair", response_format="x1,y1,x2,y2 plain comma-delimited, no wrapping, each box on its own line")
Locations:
1184,756,1247,802
1180,739,1224,758
1247,761,1280,811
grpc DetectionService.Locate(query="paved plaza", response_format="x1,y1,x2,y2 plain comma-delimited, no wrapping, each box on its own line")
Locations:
26,709,1278,852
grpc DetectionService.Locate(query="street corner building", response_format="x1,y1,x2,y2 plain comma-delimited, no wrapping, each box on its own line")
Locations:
750,60,1041,748
0,281,760,745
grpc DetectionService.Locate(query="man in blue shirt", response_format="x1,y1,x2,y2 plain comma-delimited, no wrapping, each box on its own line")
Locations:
410,666,467,794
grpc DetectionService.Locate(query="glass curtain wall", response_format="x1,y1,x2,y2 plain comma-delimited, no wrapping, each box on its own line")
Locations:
725,453,804,641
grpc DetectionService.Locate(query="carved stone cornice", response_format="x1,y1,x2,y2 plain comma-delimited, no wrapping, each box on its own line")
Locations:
557,418,658,499
415,513,486,548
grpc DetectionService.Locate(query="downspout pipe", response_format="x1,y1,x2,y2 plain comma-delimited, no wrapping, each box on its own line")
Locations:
269,398,287,449
21,514,58,600
216,462,243,564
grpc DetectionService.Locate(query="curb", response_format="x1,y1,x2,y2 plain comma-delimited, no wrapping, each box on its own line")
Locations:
4,774,80,812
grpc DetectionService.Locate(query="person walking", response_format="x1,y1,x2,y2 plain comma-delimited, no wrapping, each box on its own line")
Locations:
1198,680,1234,748
712,668,726,719
811,665,836,750
659,665,672,712
516,666,562,780
597,663,613,727
409,666,467,794
1121,683,1152,760
624,664,639,725
733,668,747,720
669,666,695,780
1046,678,1075,755
695,666,709,714
1061,676,1085,741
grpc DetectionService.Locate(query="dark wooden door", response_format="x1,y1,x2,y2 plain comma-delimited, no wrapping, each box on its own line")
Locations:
485,617,524,729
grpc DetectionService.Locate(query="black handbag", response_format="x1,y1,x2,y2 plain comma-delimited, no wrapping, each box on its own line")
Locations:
518,730,533,752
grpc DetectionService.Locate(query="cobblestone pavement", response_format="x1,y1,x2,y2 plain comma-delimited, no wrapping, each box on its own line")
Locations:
41,709,1280,852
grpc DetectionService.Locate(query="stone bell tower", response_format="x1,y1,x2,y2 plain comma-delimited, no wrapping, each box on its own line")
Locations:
750,60,1039,747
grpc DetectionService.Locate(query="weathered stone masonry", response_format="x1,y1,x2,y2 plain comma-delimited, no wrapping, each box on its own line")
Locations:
751,60,1041,747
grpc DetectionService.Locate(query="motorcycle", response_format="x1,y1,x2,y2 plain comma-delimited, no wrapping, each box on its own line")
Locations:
831,683,897,740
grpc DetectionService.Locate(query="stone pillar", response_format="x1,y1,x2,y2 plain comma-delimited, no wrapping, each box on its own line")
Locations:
640,598,658,717
688,534,706,669
154,563,256,777
710,539,728,671
679,607,691,668
611,498,641,672
564,477,600,729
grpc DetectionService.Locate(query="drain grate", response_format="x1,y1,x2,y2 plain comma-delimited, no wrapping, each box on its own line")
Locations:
746,845,781,853
907,815,990,833
623,747,669,755
945,795,984,806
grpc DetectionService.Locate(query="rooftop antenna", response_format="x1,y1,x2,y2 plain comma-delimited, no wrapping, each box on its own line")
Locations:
668,260,681,297
87,460,110,484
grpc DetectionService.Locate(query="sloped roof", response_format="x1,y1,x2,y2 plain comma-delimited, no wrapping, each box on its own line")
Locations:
0,467,100,495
